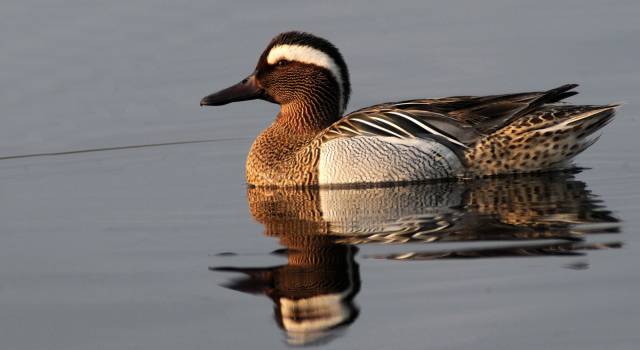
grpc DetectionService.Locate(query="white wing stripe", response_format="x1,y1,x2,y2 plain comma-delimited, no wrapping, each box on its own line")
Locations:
370,116,414,137
392,101,435,106
386,111,468,148
351,118,405,138
338,125,360,134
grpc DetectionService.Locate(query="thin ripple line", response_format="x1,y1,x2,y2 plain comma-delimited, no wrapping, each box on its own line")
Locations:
0,137,248,161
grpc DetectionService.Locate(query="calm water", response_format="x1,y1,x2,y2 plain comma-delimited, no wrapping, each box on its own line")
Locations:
1,1,639,349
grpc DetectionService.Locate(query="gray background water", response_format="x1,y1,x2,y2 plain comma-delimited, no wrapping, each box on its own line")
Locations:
1,0,639,349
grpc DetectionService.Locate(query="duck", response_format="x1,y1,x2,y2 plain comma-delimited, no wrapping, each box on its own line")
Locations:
200,31,617,187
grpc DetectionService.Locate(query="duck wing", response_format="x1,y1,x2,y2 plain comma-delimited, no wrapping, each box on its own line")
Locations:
323,104,479,151
324,84,580,150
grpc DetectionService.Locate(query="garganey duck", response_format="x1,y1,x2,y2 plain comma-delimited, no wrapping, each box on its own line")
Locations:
200,31,618,187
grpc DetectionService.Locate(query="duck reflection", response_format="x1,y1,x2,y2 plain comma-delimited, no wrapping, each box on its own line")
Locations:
212,172,620,346
214,239,359,346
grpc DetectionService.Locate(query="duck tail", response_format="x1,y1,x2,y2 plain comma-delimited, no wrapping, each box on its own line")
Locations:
540,104,617,159
465,104,618,175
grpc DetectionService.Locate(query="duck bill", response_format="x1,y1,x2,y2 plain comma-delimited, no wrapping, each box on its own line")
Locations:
200,75,265,106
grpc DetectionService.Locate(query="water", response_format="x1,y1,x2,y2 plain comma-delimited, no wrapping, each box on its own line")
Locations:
1,1,639,349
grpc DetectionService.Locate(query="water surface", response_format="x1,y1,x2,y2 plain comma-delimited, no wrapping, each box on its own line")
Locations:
1,1,639,349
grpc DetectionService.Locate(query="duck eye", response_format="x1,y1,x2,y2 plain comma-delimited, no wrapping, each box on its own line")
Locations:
276,60,289,67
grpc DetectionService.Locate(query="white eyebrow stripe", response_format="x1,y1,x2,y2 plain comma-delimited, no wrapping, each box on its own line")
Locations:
267,44,345,112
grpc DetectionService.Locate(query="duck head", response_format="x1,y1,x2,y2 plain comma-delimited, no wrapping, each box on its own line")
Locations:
200,31,351,118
